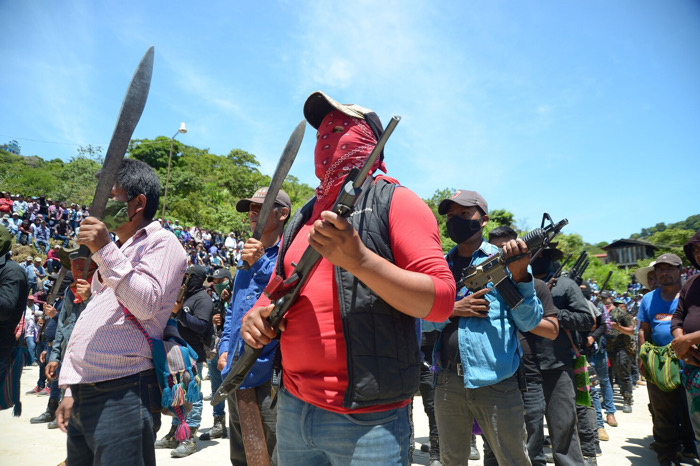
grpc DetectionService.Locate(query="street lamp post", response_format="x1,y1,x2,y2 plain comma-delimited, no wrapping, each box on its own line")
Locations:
161,122,187,221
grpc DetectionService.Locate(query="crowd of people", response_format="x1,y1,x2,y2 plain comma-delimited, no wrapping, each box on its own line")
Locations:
1,91,700,466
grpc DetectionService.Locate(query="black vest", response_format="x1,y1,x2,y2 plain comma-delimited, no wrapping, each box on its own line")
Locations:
277,178,420,409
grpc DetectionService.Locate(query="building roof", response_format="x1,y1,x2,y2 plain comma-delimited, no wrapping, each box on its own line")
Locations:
602,238,657,251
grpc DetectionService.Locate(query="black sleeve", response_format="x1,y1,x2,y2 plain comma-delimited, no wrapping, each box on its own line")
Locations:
534,279,558,317
178,293,214,335
589,315,606,340
0,265,26,323
553,278,595,332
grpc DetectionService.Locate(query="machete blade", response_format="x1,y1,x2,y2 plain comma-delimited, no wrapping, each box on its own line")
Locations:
238,119,305,270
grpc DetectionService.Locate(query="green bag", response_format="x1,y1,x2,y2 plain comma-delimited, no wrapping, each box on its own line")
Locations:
639,342,681,392
566,330,591,407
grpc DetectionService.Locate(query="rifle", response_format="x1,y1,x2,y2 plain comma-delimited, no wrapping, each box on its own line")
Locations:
211,115,402,406
458,215,568,310
546,253,573,288
572,259,590,285
529,213,569,263
599,270,613,292
567,251,588,280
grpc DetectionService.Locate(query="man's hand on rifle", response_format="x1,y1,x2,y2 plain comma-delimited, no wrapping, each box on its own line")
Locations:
212,313,223,327
76,217,112,253
241,304,284,349
503,238,530,283
241,238,265,267
43,303,58,319
452,288,491,318
308,211,367,274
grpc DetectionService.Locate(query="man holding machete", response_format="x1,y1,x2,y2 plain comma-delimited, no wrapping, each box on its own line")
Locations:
241,92,455,464
55,159,187,464
217,186,290,465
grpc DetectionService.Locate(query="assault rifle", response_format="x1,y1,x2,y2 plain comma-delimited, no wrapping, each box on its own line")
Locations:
458,214,568,310
599,270,613,293
571,257,590,285
212,115,401,406
546,253,573,289
567,251,588,281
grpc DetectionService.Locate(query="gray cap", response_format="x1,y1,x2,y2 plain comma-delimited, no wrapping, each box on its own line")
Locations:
438,189,488,215
236,187,291,213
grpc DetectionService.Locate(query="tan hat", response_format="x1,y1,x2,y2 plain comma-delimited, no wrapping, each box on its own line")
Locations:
26,255,33,261
236,187,291,213
634,262,655,290
33,256,42,262
303,91,373,130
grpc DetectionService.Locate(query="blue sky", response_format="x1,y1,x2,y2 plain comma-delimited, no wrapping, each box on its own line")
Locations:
2,1,698,244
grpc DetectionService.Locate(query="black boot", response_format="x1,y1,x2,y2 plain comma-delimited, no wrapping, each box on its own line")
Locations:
469,434,480,460
429,435,441,465
623,394,633,413
199,414,227,440
30,398,58,424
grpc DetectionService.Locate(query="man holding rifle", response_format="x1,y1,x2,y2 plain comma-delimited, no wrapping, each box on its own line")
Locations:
217,187,290,465
433,190,542,465
241,92,455,464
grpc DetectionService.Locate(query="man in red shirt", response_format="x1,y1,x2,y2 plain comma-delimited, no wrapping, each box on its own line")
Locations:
242,92,455,464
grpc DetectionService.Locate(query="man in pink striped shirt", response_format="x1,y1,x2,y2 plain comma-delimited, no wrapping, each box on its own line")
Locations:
55,159,187,466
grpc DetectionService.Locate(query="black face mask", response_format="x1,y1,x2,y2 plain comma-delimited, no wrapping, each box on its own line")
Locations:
531,255,552,277
446,215,482,244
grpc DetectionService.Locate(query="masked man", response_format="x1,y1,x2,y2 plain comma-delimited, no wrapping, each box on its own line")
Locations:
55,159,187,466
434,190,543,466
241,92,455,464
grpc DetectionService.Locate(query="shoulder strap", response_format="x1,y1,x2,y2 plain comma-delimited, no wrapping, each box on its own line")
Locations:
564,329,581,358
122,306,154,350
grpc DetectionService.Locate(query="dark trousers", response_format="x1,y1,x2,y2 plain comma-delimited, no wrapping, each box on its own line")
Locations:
608,346,634,400
647,381,697,461
419,361,438,439
542,369,585,465
67,371,160,466
523,380,547,466
226,380,278,466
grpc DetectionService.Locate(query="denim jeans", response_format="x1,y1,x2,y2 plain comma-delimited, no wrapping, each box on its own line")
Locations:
171,361,203,429
276,387,410,465
434,370,531,465
55,234,70,247
227,380,278,465
67,370,160,466
34,239,50,254
25,336,37,365
590,384,604,429
522,380,547,466
36,340,47,388
592,347,616,415
207,357,225,417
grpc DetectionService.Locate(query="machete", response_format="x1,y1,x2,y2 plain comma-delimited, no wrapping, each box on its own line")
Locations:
75,46,155,277
238,119,305,270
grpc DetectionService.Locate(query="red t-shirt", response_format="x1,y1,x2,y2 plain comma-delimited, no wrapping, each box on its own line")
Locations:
252,181,455,413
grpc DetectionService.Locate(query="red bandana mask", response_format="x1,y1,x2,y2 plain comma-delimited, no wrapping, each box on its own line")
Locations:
314,111,386,200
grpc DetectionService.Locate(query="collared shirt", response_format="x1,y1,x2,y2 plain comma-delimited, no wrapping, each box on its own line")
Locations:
445,240,543,388
59,220,187,387
21,263,37,282
34,225,50,242
219,242,279,389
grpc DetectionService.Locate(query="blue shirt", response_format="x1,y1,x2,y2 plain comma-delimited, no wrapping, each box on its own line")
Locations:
21,263,37,283
34,225,50,242
219,242,279,389
447,240,543,388
637,288,677,347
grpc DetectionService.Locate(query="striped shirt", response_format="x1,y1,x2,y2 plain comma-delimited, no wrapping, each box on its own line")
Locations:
59,220,187,388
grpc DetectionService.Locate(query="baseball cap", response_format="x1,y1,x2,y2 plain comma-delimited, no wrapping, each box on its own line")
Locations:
208,267,232,281
600,291,613,299
303,91,386,159
34,256,42,262
236,187,291,213
654,253,682,268
438,190,489,215
26,255,33,261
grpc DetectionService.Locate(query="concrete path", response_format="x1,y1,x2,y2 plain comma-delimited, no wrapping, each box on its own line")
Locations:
0,364,688,465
